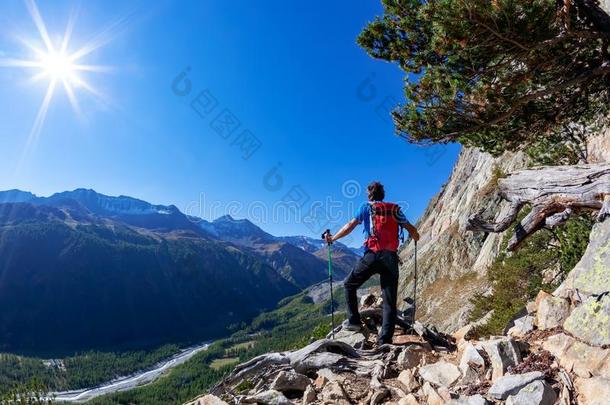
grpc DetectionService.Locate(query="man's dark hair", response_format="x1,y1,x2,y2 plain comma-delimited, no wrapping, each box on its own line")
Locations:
367,181,385,201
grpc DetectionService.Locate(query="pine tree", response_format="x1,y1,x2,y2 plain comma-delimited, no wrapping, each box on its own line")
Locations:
358,0,610,156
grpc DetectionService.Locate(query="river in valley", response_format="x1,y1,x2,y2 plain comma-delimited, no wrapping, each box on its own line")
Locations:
47,342,211,403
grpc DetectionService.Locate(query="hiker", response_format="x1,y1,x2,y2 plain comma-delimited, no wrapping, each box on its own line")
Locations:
324,181,419,345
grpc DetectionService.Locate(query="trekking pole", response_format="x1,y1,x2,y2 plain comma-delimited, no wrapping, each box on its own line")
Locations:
412,240,418,323
322,229,335,339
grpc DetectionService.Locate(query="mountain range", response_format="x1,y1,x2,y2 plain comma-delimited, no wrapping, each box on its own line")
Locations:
0,189,359,355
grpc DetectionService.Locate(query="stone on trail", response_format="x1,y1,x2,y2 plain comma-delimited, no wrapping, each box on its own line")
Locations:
447,394,489,405
244,389,292,405
320,380,350,404
563,294,610,347
397,345,426,370
526,301,537,314
459,342,486,372
418,361,462,387
398,394,419,405
333,327,368,349
505,380,557,405
269,369,311,393
453,323,477,342
542,333,610,379
507,315,535,338
397,368,420,393
436,385,453,402
370,387,390,405
488,371,545,400
536,293,571,330
479,337,522,381
421,381,444,405
301,385,316,404
185,394,228,405
575,376,610,405
313,374,327,389
458,365,482,386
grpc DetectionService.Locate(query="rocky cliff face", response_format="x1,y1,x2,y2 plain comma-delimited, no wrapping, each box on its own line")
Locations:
397,148,528,333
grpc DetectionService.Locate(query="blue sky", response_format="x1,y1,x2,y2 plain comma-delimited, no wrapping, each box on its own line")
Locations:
0,0,460,245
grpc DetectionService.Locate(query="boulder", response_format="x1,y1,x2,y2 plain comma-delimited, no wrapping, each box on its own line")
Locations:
333,328,368,349
313,374,327,389
397,345,426,370
397,369,420,393
535,290,552,307
435,385,453,402
488,371,544,400
398,394,419,405
269,370,310,392
453,323,477,342
459,343,486,372
458,365,482,386
505,380,557,405
507,315,535,338
447,394,489,405
421,381,444,405
542,333,610,379
302,385,316,404
555,219,610,297
370,388,390,405
479,337,522,380
185,394,228,405
563,294,610,347
418,361,462,387
526,301,537,314
320,380,348,403
575,376,610,405
536,293,570,330
244,389,292,405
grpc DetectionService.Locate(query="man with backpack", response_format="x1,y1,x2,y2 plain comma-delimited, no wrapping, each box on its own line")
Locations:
324,181,419,345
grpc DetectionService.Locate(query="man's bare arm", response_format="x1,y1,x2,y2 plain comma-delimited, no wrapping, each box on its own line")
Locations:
325,219,359,243
403,222,420,242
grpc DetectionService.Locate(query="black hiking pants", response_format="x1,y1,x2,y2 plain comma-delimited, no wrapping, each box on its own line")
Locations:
344,250,399,344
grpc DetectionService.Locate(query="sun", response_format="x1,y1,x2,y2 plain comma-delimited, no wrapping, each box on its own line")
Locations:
0,0,115,161
39,51,77,81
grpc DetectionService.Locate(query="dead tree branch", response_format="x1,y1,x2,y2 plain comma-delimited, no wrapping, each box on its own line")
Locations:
467,164,610,250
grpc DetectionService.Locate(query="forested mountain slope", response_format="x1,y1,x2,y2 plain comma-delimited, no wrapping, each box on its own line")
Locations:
0,190,357,355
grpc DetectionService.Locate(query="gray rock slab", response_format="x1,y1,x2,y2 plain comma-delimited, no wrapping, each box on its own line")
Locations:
488,371,545,400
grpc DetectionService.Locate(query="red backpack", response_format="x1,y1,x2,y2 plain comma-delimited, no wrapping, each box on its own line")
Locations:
365,202,403,252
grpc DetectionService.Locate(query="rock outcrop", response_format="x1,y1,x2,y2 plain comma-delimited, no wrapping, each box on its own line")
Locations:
397,148,528,332
205,276,609,404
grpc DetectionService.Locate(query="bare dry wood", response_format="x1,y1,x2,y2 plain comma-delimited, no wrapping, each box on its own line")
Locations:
209,339,399,397
467,163,610,250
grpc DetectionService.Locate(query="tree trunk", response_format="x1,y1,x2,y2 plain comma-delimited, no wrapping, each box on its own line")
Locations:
467,164,610,250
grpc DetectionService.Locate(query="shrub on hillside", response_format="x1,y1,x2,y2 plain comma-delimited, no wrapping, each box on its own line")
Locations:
469,211,593,336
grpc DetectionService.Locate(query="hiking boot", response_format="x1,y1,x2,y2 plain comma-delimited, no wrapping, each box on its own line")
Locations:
376,337,393,346
341,320,363,332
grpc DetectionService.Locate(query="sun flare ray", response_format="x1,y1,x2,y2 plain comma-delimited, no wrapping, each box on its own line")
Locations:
24,0,54,53
0,58,42,68
62,80,81,115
